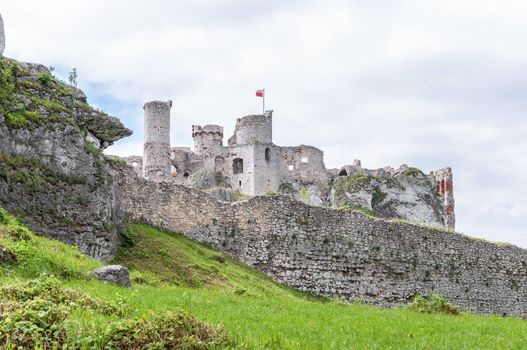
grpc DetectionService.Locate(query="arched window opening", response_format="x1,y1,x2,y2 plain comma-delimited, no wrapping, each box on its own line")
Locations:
131,161,138,167
265,148,271,162
288,164,294,171
215,156,225,172
338,169,348,176
233,158,244,174
183,171,190,178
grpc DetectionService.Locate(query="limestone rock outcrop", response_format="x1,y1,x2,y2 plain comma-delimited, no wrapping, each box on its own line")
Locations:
0,58,131,261
92,265,131,287
0,14,4,56
331,168,446,228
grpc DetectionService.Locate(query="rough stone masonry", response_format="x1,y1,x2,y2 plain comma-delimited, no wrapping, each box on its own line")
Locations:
117,166,527,318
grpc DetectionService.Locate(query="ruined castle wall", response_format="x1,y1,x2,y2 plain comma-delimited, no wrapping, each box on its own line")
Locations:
117,166,527,317
228,144,256,194
252,144,281,195
279,146,332,203
143,100,172,181
125,156,143,177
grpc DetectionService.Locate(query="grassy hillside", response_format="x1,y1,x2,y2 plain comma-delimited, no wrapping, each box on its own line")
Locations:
1,211,527,349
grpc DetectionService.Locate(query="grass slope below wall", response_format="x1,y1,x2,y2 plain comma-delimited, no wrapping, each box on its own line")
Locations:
1,215,527,349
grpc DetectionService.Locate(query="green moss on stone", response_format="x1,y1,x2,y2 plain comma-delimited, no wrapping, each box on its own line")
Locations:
402,167,425,177
333,173,372,200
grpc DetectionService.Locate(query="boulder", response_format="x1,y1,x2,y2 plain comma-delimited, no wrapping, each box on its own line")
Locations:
92,265,131,287
0,244,17,263
0,13,5,56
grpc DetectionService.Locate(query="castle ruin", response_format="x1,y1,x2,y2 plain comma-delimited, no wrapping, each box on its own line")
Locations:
126,102,455,229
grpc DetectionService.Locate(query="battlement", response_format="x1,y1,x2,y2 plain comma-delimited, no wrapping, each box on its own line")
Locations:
192,124,224,137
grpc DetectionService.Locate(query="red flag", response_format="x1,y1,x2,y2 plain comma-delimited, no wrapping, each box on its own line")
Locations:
256,89,264,97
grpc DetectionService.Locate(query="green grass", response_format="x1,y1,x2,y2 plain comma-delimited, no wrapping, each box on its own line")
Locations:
1,212,527,349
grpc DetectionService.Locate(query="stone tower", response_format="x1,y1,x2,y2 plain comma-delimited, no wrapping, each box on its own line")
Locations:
230,111,273,145
0,13,5,56
143,100,172,181
192,124,224,157
227,111,278,195
432,167,455,229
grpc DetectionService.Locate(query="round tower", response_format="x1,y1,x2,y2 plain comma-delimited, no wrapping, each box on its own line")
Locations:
143,100,172,181
232,110,273,145
192,124,224,156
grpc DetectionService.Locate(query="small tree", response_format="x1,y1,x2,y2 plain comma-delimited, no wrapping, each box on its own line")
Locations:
68,68,78,86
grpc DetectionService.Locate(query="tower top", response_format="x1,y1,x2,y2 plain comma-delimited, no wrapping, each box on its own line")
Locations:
143,100,172,110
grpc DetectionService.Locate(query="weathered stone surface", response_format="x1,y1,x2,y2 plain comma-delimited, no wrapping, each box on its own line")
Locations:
143,100,172,181
331,170,446,228
92,265,131,287
0,244,16,263
0,13,5,56
0,58,129,261
117,165,527,318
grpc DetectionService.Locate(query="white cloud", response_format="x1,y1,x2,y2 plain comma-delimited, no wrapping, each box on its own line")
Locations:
2,0,526,245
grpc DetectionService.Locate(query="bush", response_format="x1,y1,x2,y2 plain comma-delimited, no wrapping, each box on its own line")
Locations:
37,71,54,86
0,276,123,316
0,277,230,349
82,311,230,349
405,294,460,315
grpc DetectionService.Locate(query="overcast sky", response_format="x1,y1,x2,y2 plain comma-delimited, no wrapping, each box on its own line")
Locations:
2,1,526,246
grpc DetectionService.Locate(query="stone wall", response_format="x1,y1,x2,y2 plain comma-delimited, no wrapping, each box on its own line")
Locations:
117,166,527,317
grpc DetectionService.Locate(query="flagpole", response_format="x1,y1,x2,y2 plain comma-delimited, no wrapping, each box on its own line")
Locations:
263,89,265,114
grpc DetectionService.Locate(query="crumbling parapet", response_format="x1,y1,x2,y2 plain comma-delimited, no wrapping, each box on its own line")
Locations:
432,167,456,229
143,100,172,181
0,14,5,56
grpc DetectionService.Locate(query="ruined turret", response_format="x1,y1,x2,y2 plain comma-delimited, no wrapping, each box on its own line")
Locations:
143,100,172,181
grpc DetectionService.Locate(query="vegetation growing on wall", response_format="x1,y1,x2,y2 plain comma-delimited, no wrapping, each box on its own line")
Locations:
401,167,426,177
0,151,87,193
0,59,77,130
333,173,372,197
